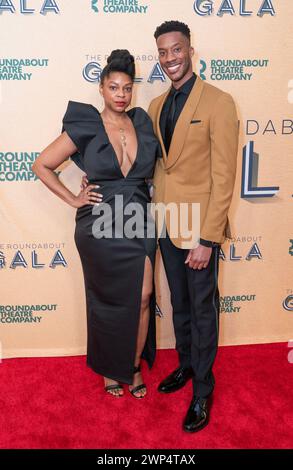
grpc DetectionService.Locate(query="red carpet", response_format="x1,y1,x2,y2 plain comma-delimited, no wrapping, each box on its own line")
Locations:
1,343,292,449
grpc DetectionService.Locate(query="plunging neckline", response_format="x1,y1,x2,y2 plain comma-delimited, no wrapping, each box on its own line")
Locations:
98,109,139,179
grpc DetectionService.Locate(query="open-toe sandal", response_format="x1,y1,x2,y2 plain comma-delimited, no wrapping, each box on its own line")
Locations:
129,365,146,399
104,383,124,397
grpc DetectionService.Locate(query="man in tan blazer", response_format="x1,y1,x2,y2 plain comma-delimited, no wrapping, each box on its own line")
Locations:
148,21,239,433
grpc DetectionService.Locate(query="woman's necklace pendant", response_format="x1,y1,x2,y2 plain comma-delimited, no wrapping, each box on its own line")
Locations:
119,128,127,147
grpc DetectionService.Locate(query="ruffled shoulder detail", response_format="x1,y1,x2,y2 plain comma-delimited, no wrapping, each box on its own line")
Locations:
128,107,162,159
127,106,153,129
61,100,101,170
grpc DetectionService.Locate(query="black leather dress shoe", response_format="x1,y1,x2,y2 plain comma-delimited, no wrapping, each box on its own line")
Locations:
183,396,211,433
158,367,194,393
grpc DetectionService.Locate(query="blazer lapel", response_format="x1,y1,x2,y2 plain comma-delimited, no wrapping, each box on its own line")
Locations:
165,76,205,169
155,87,171,164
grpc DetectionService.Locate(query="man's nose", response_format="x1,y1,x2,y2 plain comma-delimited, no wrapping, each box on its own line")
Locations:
165,50,176,63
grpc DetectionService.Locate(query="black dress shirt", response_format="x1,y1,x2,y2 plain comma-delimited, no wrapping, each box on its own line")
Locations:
160,72,219,248
160,72,197,148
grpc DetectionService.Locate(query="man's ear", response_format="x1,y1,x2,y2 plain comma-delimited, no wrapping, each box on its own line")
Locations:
190,46,195,58
99,84,103,97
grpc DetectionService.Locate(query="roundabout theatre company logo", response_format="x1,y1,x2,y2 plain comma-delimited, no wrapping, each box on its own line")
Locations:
91,0,149,14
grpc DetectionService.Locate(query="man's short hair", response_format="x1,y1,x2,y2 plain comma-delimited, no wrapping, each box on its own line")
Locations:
154,20,191,42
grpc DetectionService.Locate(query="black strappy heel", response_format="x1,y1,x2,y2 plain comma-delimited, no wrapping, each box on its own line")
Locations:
104,383,124,397
129,364,147,399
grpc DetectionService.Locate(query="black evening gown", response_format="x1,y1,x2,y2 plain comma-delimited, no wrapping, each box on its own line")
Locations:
61,101,161,384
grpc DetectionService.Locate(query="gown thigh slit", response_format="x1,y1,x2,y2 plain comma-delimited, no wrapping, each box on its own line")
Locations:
61,101,161,384
134,254,154,348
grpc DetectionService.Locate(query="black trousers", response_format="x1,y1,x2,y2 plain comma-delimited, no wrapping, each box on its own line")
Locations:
159,228,220,398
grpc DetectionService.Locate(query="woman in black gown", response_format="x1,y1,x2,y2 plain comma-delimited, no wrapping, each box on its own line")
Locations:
32,50,161,398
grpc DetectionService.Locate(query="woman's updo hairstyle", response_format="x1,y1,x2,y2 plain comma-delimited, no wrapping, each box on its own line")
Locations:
100,49,135,84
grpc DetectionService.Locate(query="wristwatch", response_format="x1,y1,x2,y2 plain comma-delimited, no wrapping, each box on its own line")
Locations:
199,238,220,248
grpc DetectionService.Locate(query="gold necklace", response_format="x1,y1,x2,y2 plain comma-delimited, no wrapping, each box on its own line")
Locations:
102,115,127,147
119,127,127,147
102,116,131,166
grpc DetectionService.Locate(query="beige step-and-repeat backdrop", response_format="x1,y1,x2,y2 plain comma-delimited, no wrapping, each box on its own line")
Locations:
1,0,293,359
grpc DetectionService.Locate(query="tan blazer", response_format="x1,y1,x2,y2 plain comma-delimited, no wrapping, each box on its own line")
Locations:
148,75,239,249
